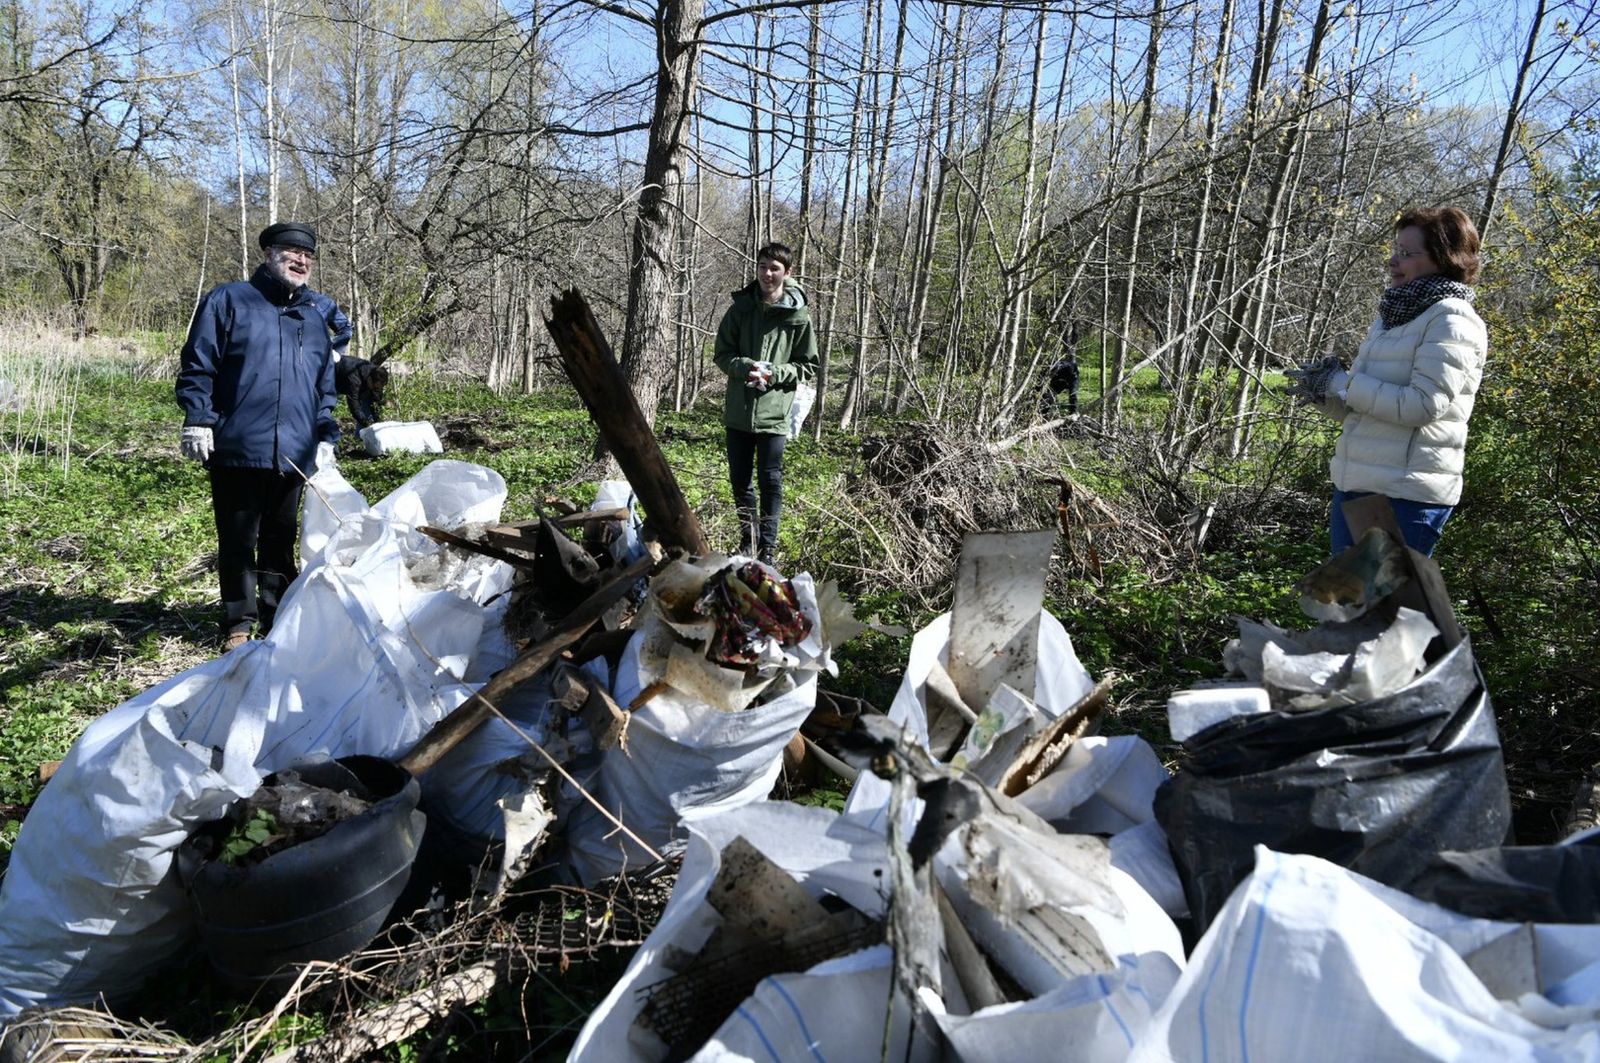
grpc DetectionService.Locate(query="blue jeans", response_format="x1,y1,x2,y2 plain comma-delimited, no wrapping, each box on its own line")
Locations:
1330,489,1453,557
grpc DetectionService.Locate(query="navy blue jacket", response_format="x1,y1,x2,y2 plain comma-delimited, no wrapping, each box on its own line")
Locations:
303,289,353,356
176,265,340,473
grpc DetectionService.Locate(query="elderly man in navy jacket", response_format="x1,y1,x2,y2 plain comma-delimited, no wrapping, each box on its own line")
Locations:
176,221,341,650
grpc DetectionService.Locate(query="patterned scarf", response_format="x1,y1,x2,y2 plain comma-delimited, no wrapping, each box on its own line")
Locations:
1379,275,1475,331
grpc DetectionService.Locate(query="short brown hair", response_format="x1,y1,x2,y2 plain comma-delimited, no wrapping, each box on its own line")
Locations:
756,242,793,270
1396,206,1481,284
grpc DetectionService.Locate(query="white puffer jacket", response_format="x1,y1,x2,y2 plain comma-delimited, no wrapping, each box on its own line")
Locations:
1318,297,1487,506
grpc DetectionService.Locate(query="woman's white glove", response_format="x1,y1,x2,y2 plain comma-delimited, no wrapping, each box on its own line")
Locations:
315,440,337,472
180,426,213,462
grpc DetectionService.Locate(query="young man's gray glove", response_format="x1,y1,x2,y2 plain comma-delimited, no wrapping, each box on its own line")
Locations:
180,425,213,462
1284,355,1348,404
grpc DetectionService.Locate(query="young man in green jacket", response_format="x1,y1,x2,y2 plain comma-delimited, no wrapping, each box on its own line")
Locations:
713,242,819,565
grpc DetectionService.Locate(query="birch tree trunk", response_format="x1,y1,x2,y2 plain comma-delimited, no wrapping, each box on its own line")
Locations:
1166,0,1236,448
1226,0,1332,459
616,0,704,428
1108,0,1164,428
840,0,908,431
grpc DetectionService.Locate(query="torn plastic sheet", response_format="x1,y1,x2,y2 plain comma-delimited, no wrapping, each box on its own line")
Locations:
1128,848,1600,1061
843,610,1095,833
591,479,646,566
931,801,1185,997
0,461,514,1018
1224,606,1439,711
415,655,614,895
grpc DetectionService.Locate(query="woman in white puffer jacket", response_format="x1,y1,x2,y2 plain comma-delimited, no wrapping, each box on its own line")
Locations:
1292,206,1488,556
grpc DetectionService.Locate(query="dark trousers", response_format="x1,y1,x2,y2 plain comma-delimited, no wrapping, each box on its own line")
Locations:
209,466,304,635
726,428,786,554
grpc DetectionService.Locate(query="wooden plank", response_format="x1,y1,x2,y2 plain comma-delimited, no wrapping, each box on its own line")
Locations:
418,525,535,569
997,677,1112,797
544,290,709,555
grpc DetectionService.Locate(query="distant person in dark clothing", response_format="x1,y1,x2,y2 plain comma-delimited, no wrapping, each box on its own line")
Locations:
1041,352,1080,416
176,221,340,651
304,288,387,428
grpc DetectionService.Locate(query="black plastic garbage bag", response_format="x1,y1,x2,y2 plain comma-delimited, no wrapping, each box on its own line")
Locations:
1406,834,1600,923
1155,638,1512,936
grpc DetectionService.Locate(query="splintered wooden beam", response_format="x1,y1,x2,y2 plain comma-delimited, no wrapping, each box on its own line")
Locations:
420,524,536,568
397,545,666,776
545,289,709,556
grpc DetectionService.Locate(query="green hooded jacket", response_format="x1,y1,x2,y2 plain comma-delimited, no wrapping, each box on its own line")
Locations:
714,279,819,434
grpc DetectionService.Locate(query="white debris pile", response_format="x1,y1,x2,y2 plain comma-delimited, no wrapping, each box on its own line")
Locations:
563,553,859,883
0,460,513,1018
1165,525,1450,738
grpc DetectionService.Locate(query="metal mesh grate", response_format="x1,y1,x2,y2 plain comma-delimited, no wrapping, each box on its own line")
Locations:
634,919,885,1059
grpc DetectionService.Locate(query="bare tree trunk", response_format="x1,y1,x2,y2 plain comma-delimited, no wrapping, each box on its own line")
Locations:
840,0,907,431
821,0,872,429
228,2,248,274
940,9,1008,425
986,8,1050,432
615,0,704,429
1166,0,1236,448
796,7,821,277
893,2,963,415
1227,0,1331,458
1109,0,1164,427
745,12,762,255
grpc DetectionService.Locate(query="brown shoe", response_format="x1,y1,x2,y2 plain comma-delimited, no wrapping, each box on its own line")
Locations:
223,631,251,652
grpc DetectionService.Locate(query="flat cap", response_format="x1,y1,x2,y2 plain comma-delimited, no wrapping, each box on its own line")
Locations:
257,221,317,252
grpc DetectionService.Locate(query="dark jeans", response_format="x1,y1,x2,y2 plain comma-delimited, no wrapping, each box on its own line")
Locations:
727,428,786,554
210,466,304,634
1330,488,1454,557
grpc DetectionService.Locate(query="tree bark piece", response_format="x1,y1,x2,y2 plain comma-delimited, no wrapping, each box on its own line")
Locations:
545,290,709,555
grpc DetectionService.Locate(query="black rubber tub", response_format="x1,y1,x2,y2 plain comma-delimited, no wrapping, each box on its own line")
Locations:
178,755,426,991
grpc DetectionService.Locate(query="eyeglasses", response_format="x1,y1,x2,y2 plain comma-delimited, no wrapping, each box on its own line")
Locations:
1390,246,1426,260
272,245,317,260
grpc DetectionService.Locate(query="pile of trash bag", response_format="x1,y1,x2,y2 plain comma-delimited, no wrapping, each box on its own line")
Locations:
7,483,1598,1063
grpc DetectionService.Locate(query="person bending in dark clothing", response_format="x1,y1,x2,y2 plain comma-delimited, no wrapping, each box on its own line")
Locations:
1041,352,1080,416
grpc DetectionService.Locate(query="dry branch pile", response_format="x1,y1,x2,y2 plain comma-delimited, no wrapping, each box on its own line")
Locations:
0,871,677,1062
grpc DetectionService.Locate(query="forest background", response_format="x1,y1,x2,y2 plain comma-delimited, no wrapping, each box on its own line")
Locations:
4,0,1600,847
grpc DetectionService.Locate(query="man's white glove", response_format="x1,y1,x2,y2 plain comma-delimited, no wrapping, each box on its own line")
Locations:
180,426,213,463
315,440,336,472
746,361,774,392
